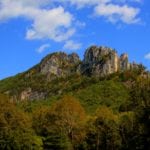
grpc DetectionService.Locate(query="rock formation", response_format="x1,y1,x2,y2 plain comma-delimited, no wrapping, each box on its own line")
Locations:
120,53,130,71
40,52,80,79
38,46,140,78
81,46,138,76
20,88,46,101
81,46,119,76
5,45,140,101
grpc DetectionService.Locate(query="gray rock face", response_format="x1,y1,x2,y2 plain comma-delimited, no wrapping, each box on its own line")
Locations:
81,46,119,76
18,45,140,101
81,46,138,76
130,61,139,70
40,52,80,78
68,53,80,64
120,53,130,71
38,46,140,78
20,88,46,101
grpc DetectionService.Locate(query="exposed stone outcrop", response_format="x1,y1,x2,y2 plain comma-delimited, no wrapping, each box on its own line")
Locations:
81,46,139,76
18,45,140,101
81,46,119,76
20,88,46,101
120,53,130,71
130,61,139,70
38,46,140,78
40,52,81,78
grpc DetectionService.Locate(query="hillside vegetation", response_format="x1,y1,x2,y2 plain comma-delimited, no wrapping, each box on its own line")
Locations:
0,69,150,150
0,46,149,149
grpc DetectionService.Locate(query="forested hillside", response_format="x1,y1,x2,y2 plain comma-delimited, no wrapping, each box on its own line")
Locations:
0,46,149,150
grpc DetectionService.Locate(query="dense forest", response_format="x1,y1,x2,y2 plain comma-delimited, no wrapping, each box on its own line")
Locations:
0,68,150,150
0,0,149,148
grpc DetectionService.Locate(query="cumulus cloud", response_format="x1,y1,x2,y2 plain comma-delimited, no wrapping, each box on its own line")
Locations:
94,4,140,24
25,7,75,41
145,53,150,60
63,40,82,50
0,0,74,42
58,0,141,24
0,0,142,48
37,44,50,53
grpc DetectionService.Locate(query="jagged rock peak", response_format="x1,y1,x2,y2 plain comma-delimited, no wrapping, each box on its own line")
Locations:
81,45,140,76
81,46,119,76
39,51,80,77
83,45,117,64
7,46,142,101
68,53,80,64
30,46,140,79
120,53,130,71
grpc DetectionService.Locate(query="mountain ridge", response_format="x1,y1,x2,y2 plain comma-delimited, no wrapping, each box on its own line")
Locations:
0,45,145,102
24,45,140,79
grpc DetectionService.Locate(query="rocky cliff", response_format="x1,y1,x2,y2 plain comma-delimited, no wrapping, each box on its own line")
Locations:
37,45,139,78
81,46,138,76
39,52,80,79
81,46,119,76
0,45,141,101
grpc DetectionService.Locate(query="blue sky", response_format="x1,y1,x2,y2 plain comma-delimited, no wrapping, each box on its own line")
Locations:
0,0,150,79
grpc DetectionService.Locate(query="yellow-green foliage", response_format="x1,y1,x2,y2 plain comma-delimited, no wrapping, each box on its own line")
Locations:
0,95,43,150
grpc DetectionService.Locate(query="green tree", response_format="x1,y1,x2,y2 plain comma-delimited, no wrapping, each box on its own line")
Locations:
33,105,71,150
32,100,80,149
50,95,86,149
129,77,150,149
0,94,43,150
119,112,136,150
85,106,121,150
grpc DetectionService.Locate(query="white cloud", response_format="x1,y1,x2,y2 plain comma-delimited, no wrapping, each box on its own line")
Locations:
0,0,142,49
94,4,140,24
58,0,141,24
25,7,74,41
0,0,74,42
63,40,82,50
37,44,50,53
145,53,150,60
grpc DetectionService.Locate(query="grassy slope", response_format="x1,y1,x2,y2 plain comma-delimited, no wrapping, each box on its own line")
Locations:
74,80,129,113
0,72,130,114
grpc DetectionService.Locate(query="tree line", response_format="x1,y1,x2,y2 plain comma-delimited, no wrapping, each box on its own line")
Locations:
0,77,150,150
